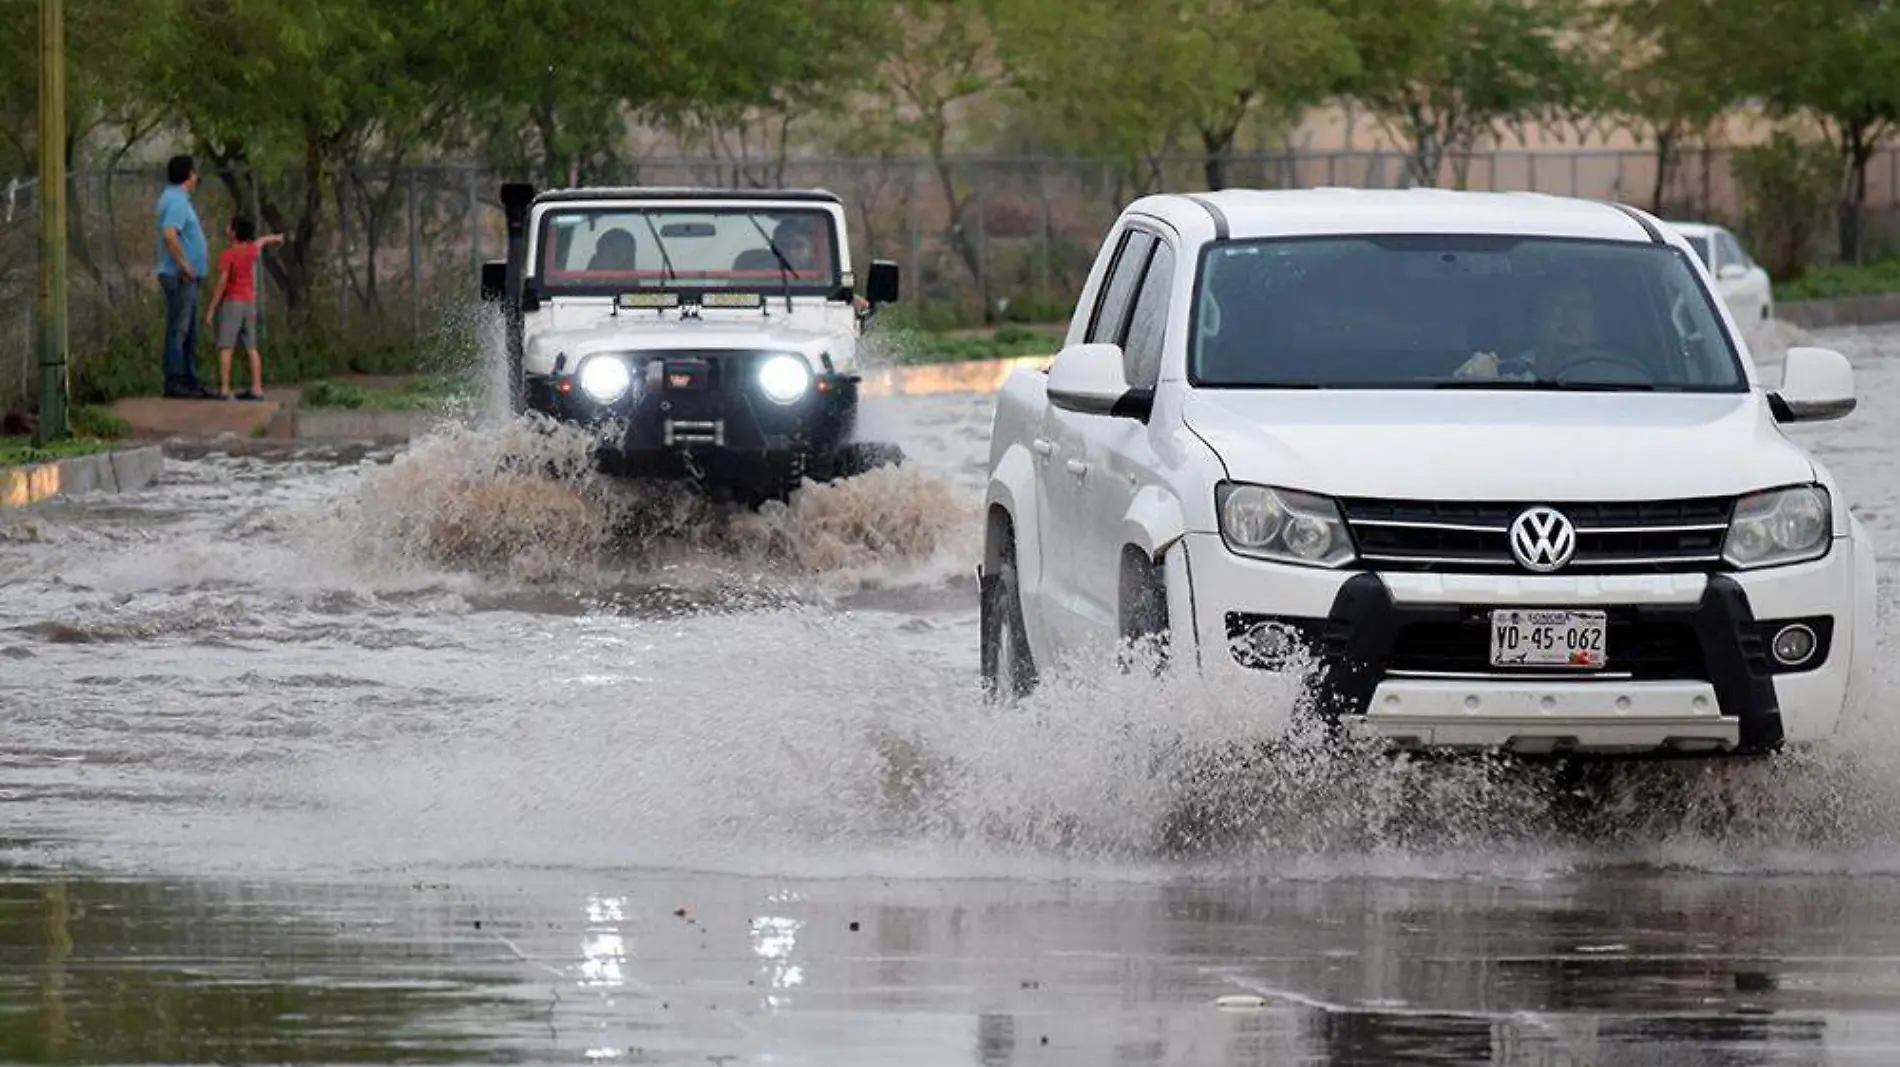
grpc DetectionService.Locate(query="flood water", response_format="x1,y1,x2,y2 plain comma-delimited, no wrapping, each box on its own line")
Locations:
7,320,1900,1064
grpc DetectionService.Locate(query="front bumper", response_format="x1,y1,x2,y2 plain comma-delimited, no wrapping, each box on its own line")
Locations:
525,351,860,473
1179,532,1859,757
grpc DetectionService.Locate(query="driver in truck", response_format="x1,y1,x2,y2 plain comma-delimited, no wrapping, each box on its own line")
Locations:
1454,274,1604,382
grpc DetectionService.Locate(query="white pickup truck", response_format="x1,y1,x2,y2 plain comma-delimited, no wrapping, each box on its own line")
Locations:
978,187,1877,761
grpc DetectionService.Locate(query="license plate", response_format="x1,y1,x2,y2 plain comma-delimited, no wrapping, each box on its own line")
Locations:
1489,609,1607,668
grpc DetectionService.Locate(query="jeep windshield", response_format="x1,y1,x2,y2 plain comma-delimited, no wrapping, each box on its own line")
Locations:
535,206,842,296
1189,234,1748,392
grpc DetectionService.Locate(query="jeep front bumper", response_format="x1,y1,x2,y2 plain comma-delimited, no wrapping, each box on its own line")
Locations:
1176,532,1864,757
525,350,859,468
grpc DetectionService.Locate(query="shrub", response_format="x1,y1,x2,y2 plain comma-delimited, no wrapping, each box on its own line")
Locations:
1731,130,1841,281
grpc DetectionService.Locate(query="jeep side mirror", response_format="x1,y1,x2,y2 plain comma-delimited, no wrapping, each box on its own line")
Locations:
1718,262,1748,281
1770,346,1856,423
1047,342,1148,419
480,259,506,303
866,259,900,305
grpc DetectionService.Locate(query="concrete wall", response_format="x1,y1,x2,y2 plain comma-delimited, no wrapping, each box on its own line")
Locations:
1,445,164,509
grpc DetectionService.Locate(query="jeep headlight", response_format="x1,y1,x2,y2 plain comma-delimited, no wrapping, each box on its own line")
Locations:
758,353,813,405
1722,485,1832,569
577,355,635,404
1216,482,1356,568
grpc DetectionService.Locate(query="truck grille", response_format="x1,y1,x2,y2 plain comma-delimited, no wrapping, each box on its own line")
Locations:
1337,496,1734,574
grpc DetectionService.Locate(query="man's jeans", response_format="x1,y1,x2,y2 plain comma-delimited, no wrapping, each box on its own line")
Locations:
160,272,201,393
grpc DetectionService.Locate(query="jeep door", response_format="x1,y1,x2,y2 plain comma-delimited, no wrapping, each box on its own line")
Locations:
1036,224,1158,650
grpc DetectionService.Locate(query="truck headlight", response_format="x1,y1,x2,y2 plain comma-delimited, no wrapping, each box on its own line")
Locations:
1215,482,1356,568
1722,485,1832,569
577,355,635,404
758,354,812,405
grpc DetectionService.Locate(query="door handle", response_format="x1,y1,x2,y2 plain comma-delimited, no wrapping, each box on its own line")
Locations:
1065,459,1089,477
1030,438,1055,456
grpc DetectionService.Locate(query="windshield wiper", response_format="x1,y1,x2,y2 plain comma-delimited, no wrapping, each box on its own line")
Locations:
1432,379,1656,392
743,214,795,314
638,215,677,283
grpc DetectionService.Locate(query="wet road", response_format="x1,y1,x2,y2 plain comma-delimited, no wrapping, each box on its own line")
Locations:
8,320,1900,1064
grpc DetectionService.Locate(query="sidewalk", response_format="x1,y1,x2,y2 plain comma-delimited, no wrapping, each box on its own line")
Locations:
109,387,301,440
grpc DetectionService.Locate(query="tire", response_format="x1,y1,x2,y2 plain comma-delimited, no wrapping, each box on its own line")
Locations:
1119,549,1170,674
980,533,1037,702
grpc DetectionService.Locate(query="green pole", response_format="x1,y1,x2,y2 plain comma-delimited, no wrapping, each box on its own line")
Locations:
34,0,69,445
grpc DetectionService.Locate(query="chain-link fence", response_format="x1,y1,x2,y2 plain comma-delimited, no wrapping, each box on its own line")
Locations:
5,146,1899,414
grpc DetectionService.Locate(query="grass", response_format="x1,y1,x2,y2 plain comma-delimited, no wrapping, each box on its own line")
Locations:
298,375,468,411
0,405,134,469
882,323,1061,365
0,436,120,468
1780,257,1900,302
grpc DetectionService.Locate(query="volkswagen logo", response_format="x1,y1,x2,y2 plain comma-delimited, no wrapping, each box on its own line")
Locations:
1508,506,1578,573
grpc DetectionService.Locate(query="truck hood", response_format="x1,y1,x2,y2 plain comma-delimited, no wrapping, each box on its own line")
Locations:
1180,388,1816,500
527,307,849,353
520,301,860,375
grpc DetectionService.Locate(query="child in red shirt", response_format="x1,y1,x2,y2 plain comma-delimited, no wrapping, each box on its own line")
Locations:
204,216,284,400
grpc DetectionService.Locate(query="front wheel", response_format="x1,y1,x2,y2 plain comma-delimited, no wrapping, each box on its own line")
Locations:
980,545,1037,703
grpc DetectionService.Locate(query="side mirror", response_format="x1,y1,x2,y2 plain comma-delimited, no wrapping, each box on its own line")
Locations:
1718,262,1748,281
480,259,506,303
1047,342,1149,418
1770,346,1856,423
866,259,900,305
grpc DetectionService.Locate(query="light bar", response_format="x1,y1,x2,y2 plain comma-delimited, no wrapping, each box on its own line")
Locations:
699,291,765,309
617,291,680,309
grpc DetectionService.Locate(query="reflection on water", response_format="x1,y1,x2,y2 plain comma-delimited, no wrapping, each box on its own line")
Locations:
4,868,1899,1065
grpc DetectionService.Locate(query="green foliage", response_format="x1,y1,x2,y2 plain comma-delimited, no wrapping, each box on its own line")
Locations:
996,0,1358,185
70,404,129,440
1332,0,1606,186
1731,130,1840,280
1779,257,1900,301
0,434,120,468
299,375,466,411
875,323,1059,364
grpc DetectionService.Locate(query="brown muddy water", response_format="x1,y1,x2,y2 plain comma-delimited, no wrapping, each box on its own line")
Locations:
7,322,1900,1064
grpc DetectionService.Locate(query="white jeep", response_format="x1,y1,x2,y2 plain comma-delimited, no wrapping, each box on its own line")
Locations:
979,187,1878,760
482,183,905,504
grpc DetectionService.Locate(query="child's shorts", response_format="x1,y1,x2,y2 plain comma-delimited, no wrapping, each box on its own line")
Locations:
217,301,257,350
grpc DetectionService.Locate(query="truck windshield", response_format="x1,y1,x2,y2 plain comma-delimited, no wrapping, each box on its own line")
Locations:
1189,234,1748,392
535,206,842,295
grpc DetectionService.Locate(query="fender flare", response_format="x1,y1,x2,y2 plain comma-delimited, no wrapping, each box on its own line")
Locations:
984,444,1043,595
1118,485,1198,663
1120,484,1190,564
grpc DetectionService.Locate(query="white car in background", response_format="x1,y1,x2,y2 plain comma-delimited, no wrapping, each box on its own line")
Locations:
1667,221,1775,324
979,187,1877,761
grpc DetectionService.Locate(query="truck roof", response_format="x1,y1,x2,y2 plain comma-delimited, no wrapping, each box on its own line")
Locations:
1128,188,1667,246
530,186,843,206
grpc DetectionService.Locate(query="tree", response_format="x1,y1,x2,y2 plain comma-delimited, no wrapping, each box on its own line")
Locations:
997,0,1359,190
1591,0,1741,215
1333,0,1604,188
1721,0,1900,263
666,0,891,187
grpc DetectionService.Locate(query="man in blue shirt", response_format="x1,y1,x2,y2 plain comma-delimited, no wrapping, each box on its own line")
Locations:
156,154,212,398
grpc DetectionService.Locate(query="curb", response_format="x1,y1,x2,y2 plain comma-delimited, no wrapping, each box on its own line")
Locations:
1,445,165,509
860,354,1050,398
1777,292,1900,331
